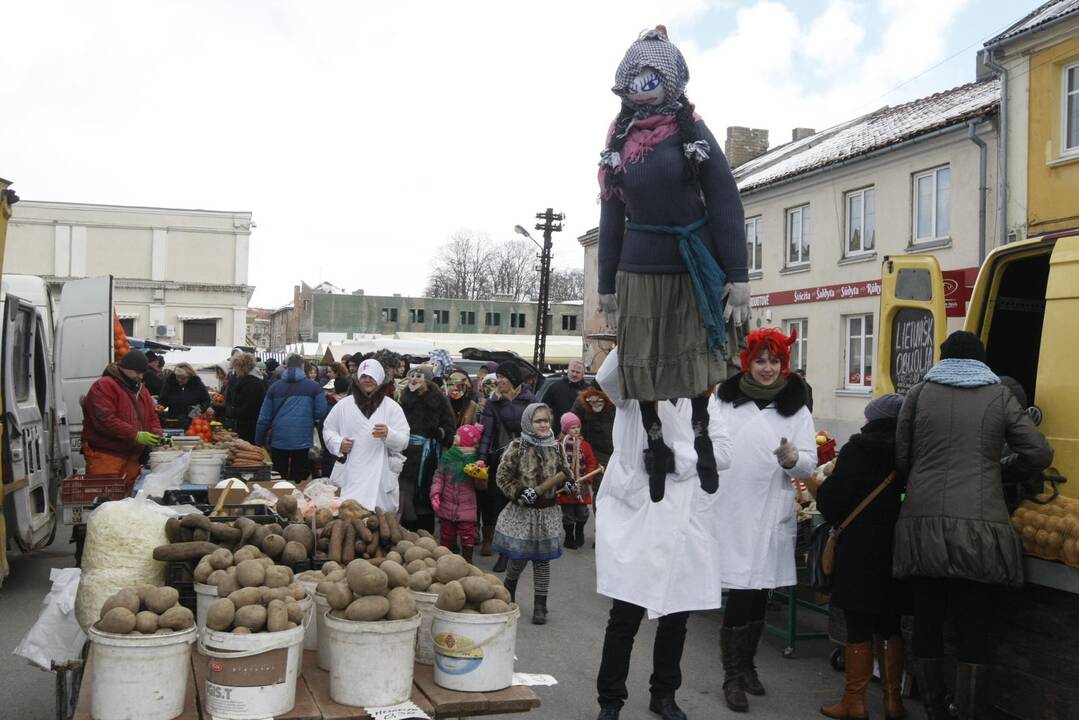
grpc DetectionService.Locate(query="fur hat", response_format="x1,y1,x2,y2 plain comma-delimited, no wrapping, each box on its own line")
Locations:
560,412,582,433
496,361,523,387
411,364,435,382
940,331,987,363
740,327,798,377
456,423,484,448
119,350,149,372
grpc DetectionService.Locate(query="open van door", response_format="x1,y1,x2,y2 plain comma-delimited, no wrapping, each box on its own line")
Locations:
874,255,947,395
54,276,113,471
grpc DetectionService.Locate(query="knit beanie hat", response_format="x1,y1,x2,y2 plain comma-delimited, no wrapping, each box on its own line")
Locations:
940,331,987,363
740,327,798,377
864,393,903,422
456,423,483,448
482,361,499,374
119,350,149,372
560,412,582,434
496,361,523,387
411,364,435,382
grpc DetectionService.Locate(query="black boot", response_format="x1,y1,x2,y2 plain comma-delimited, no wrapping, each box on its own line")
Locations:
742,620,766,695
954,662,990,720
493,554,508,573
564,524,578,550
648,694,688,720
913,657,950,720
640,402,673,502
504,575,518,603
720,625,749,712
596,708,620,720
690,395,718,494
575,522,586,550
532,594,547,625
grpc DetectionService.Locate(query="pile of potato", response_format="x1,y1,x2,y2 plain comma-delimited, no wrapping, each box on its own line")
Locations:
193,545,307,600
312,501,407,565
154,514,315,569
94,585,194,635
1011,496,1079,566
199,553,309,634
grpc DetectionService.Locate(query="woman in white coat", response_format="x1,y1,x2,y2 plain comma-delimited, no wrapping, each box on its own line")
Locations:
714,327,816,712
322,359,410,513
593,349,732,720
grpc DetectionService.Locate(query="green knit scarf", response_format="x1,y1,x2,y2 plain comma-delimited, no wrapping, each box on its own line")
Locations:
738,374,788,402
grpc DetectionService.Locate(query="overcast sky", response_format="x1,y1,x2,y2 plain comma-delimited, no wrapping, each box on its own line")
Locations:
3,0,1028,308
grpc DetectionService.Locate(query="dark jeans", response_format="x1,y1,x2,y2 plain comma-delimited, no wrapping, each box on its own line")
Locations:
911,576,999,663
844,609,901,643
478,450,509,527
271,447,309,482
597,599,689,710
723,588,769,627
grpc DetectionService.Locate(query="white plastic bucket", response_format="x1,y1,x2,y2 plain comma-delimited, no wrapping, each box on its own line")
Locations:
194,582,219,632
88,624,196,720
300,581,318,651
323,610,421,707
410,589,439,665
186,455,223,485
148,449,184,470
199,623,304,720
314,592,331,670
431,605,519,692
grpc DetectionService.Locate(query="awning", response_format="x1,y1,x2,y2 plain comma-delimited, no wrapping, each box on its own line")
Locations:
176,314,223,321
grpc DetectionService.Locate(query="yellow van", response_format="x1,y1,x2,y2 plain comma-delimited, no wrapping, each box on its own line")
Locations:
875,232,1078,498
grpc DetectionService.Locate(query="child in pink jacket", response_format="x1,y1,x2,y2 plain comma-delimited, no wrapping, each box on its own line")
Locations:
430,423,484,561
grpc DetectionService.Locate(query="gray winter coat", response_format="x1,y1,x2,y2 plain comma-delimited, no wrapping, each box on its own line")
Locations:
892,380,1053,586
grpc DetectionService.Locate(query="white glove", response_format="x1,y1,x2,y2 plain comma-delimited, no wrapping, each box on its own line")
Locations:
722,282,751,326
773,437,799,469
598,293,618,332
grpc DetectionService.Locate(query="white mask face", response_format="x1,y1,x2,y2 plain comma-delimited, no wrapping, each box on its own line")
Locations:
626,68,665,107
407,371,425,392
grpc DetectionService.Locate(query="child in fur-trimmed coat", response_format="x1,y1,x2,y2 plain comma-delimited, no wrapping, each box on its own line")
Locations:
558,413,598,550
430,423,485,562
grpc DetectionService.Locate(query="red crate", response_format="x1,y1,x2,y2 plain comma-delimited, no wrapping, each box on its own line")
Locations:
61,474,128,505
817,438,837,464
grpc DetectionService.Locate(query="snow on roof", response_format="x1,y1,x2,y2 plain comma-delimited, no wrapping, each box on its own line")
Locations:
985,0,1079,48
735,79,999,194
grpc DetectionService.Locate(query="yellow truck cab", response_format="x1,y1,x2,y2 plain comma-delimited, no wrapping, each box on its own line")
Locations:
876,232,1079,497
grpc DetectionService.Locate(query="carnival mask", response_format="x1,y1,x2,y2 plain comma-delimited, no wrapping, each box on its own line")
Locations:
626,68,664,107
446,373,469,400
586,397,606,413
407,370,426,392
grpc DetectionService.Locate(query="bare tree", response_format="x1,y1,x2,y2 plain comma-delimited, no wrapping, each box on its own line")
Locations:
549,268,585,301
489,239,538,301
424,229,490,300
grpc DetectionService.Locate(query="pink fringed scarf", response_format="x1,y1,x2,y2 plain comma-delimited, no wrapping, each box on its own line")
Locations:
598,113,696,200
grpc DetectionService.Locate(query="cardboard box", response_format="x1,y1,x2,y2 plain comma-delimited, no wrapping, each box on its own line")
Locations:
207,479,337,507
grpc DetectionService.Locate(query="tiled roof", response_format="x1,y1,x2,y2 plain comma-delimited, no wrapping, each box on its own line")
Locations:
985,0,1079,48
735,79,999,193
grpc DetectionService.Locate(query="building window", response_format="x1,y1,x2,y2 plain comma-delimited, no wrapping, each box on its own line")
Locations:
183,319,216,347
785,205,810,266
1065,62,1079,154
561,315,578,331
434,310,449,325
380,308,398,322
913,166,951,243
510,313,527,329
459,311,476,326
844,314,874,390
845,187,876,256
485,312,501,327
119,318,135,337
784,319,808,372
408,308,425,323
745,216,763,272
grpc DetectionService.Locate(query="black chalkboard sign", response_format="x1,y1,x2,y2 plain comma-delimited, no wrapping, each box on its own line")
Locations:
890,308,936,392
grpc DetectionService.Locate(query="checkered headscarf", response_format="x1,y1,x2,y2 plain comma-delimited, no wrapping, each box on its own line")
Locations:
612,26,689,118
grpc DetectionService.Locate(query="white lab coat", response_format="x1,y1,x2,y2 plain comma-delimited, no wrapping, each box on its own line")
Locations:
714,382,816,590
594,350,733,618
321,396,410,513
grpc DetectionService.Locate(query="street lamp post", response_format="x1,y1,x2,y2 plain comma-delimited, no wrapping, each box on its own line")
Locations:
515,208,562,369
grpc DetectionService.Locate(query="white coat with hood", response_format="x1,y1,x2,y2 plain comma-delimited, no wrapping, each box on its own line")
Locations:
322,394,410,512
594,350,733,618
715,373,816,590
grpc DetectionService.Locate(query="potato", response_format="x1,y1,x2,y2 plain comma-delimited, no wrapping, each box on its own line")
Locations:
208,548,234,570
435,581,467,612
315,508,334,528
206,569,228,587
101,589,141,617
288,582,307,601
316,580,337,596
387,587,417,620
416,537,438,551
236,517,257,545
479,599,512,614
327,583,354,611
153,540,222,562
159,605,195,631
281,541,308,566
217,574,241,598
467,565,484,578
381,560,410,589
428,582,446,595
267,599,290,632
435,554,470,584
348,565,389,597
408,570,433,592
403,546,432,564
283,524,314,553
432,546,451,559
262,534,287,558
321,561,343,575
194,562,214,584
192,528,211,542
276,495,299,521
226,565,238,576
393,540,414,556
232,626,251,635
345,596,390,622
260,587,292,604
491,585,511,603
403,559,425,575
265,566,293,589
325,569,346,583
180,513,211,532
206,598,236,631
165,517,183,544
134,610,160,634
131,583,157,605
98,607,137,634
234,604,267,631
482,574,504,588
298,570,324,582
228,587,263,608
236,559,266,588
285,600,305,624
424,557,437,569
257,557,275,569
251,525,271,548
460,577,495,604
233,546,259,564
145,586,180,614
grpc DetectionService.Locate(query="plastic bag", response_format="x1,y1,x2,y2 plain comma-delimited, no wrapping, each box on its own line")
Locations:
242,485,278,506
138,452,192,499
14,568,87,670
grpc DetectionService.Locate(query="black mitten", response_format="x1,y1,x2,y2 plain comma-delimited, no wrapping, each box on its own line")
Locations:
691,395,718,494
640,401,673,502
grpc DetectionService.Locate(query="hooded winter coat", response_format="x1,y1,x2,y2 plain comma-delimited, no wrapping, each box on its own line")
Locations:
81,365,162,456
572,388,615,465
477,385,537,462
892,379,1053,587
430,447,480,523
255,367,328,450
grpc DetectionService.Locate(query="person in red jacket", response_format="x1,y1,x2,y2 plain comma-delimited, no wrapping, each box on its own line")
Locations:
558,412,598,550
430,423,485,562
81,350,163,492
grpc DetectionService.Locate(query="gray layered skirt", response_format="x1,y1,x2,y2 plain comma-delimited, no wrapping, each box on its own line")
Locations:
616,271,727,401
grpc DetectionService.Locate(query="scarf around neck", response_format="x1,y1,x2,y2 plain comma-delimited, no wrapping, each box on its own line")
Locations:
519,403,558,448
924,358,1000,387
738,374,788,403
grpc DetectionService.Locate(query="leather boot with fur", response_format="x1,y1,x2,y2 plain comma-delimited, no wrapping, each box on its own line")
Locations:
820,641,872,719
877,636,908,719
720,625,749,712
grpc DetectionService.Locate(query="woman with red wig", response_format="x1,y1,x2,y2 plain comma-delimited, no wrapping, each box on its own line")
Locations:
713,326,816,712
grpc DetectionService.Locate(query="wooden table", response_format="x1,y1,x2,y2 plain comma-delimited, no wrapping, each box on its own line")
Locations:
74,649,540,719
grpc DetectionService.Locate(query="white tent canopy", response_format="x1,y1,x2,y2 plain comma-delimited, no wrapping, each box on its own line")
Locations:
320,333,583,366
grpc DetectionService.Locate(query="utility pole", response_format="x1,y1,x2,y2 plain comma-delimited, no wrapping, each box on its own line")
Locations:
532,208,563,370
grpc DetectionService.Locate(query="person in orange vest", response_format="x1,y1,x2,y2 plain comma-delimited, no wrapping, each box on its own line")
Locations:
81,350,163,491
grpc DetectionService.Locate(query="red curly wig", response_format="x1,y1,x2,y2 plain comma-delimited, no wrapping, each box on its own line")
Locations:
740,326,798,377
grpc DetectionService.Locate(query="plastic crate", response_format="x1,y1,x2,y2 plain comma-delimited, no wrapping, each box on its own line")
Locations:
61,474,128,505
204,504,279,523
817,438,837,464
165,561,197,611
223,464,272,482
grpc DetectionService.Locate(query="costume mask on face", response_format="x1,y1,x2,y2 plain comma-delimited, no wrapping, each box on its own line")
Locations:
481,377,498,399
407,370,426,392
586,397,605,413
626,68,664,107
446,372,469,400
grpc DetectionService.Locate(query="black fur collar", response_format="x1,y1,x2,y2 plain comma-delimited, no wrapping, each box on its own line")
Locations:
716,372,809,417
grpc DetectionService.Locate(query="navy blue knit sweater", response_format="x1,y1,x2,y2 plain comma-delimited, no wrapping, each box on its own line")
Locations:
598,119,748,295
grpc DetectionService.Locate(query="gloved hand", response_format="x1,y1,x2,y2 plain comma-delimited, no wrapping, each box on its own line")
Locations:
431,494,442,514
563,480,578,496
518,487,538,506
598,294,618,332
722,282,752,326
773,437,799,469
136,431,163,447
